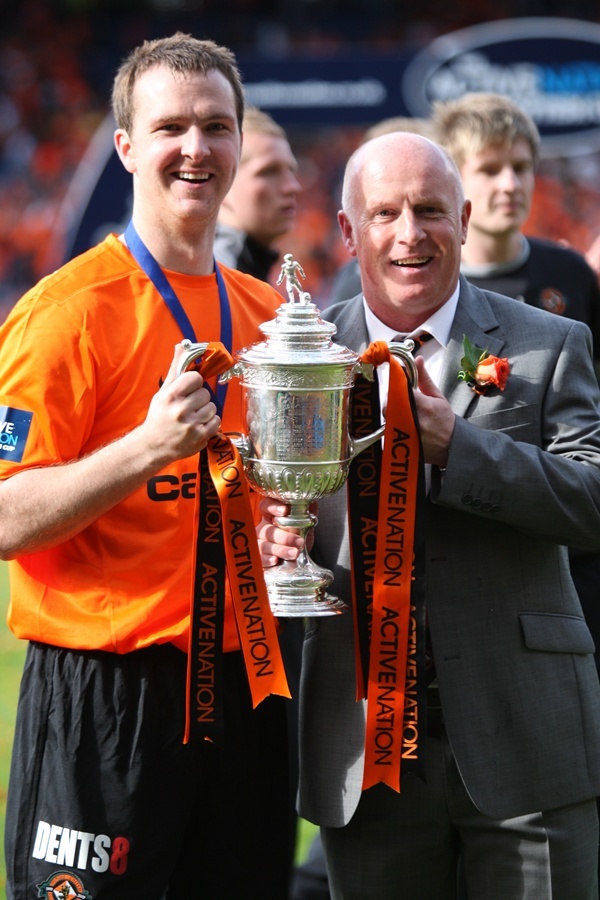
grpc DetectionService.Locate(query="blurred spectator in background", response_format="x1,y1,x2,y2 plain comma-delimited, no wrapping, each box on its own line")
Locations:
363,115,435,141
587,233,600,289
431,92,600,366
0,15,105,322
214,105,301,282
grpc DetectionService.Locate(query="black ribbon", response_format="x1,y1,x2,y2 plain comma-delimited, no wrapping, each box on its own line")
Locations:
123,221,235,743
347,375,382,699
348,367,429,783
189,449,226,742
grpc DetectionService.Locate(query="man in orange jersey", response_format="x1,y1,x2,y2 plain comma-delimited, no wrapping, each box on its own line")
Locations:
0,33,293,900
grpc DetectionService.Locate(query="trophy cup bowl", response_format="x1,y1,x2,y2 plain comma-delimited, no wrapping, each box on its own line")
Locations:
179,256,417,618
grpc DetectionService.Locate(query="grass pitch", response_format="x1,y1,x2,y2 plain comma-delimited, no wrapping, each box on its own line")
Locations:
0,560,26,892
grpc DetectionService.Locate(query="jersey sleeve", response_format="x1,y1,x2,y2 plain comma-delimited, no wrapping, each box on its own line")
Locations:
0,293,96,477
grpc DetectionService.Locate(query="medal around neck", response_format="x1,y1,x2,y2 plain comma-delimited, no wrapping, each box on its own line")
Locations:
179,255,417,617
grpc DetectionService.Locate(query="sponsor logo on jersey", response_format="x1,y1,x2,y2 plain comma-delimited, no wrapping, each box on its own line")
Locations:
0,406,33,462
36,870,92,899
147,471,197,500
32,820,130,878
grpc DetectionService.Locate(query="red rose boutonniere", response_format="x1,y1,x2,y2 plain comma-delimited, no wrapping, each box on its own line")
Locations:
458,335,510,395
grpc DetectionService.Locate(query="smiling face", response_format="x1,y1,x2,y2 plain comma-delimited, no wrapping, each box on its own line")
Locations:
219,130,300,247
459,137,535,240
114,64,241,263
339,134,470,331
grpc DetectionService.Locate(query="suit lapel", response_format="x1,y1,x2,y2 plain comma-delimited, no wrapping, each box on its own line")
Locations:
439,278,506,417
326,294,370,352
327,282,508,419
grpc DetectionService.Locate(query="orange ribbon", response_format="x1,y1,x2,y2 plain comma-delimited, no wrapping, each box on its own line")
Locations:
357,342,423,792
185,342,290,743
206,433,290,706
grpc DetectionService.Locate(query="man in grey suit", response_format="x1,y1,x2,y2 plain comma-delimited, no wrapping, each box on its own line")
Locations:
259,132,600,898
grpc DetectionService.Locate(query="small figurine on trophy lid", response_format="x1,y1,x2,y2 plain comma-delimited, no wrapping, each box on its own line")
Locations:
277,253,307,304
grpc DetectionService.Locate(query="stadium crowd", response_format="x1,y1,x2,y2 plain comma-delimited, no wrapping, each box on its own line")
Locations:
1,0,600,321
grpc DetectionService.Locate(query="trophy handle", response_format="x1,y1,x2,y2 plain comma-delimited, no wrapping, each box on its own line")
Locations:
389,341,419,387
349,341,419,460
176,340,209,376
224,431,250,460
218,363,243,384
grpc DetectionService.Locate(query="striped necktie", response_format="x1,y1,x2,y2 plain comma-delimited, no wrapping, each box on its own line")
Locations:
392,331,433,354
409,331,434,354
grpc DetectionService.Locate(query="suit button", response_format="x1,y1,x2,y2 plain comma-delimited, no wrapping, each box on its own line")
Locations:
471,498,482,509
462,493,473,505
481,501,491,512
491,505,500,515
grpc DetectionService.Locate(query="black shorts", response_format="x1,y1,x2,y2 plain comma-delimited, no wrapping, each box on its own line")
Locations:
5,642,291,899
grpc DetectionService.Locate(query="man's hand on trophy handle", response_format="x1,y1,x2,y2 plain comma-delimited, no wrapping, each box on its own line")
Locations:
256,497,315,567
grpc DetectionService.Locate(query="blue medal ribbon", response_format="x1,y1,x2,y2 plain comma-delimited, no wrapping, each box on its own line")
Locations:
124,220,231,414
125,220,235,743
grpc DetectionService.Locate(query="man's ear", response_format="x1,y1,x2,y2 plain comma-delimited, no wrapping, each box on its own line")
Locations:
338,209,358,258
114,129,136,174
461,198,472,246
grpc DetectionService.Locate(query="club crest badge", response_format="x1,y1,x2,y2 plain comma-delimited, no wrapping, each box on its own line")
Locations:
37,870,92,899
540,287,567,315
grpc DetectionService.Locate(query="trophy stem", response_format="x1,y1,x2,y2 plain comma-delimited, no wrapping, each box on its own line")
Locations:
264,501,348,618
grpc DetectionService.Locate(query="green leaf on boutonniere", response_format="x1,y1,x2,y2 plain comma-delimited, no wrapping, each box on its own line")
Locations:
458,334,487,383
457,334,511,394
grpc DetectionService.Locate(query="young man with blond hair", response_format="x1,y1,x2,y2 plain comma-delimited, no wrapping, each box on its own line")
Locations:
432,92,600,349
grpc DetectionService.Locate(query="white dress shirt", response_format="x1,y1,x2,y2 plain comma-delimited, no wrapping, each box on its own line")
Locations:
361,284,460,492
362,283,460,415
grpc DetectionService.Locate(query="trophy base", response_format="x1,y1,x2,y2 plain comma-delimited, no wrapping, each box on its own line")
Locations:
264,560,348,618
263,515,349,617
269,592,348,618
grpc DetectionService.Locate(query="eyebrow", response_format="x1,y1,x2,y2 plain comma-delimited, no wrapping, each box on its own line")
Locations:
150,108,238,127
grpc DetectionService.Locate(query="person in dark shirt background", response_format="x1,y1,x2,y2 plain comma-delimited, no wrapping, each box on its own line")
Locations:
432,92,600,371
214,105,301,282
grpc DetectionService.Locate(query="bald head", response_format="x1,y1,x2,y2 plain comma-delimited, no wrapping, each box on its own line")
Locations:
337,131,470,331
341,132,465,221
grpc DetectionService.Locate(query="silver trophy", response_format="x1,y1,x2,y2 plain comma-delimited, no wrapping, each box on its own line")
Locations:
179,255,417,617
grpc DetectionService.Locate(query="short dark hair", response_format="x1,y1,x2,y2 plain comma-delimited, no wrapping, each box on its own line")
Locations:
111,32,244,135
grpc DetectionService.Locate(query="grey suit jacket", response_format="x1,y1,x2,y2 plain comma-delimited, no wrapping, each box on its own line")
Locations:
298,276,600,827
